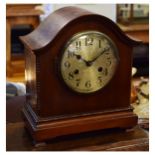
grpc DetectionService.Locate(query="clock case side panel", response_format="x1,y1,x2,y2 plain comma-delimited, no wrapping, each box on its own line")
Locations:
24,47,38,113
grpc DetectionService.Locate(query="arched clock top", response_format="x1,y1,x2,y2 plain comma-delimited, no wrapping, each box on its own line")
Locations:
20,6,141,52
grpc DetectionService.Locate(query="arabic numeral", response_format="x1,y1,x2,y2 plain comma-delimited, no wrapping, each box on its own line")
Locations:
99,40,101,48
75,41,81,50
68,72,74,80
98,76,102,84
85,38,93,46
104,68,108,76
107,57,112,66
64,61,71,68
76,79,81,87
67,50,74,58
85,81,91,88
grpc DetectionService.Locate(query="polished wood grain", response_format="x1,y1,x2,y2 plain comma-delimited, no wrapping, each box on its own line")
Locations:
20,6,142,142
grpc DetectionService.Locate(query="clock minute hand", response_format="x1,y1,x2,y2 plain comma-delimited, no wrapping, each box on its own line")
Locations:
89,47,110,63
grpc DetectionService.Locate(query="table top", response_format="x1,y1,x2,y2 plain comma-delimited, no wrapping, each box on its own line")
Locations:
6,122,149,151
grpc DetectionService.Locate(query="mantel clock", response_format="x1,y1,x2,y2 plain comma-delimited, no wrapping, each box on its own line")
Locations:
20,6,140,142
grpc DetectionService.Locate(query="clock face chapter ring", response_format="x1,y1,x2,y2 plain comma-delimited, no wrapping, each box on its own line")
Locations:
60,31,119,94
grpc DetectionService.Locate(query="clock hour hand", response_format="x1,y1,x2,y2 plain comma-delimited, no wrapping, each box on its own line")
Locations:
73,53,92,66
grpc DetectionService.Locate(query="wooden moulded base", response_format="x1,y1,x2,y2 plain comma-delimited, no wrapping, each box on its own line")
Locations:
23,104,138,142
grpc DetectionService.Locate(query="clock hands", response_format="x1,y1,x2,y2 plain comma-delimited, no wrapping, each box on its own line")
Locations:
73,46,110,67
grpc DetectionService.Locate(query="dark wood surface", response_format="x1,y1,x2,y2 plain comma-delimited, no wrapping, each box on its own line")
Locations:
6,122,149,151
6,96,149,151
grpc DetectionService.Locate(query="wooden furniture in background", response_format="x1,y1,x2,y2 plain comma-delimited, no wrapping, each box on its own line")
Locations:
6,4,43,77
118,23,149,43
117,4,149,25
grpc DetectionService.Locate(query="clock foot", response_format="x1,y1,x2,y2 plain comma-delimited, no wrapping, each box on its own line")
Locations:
33,141,46,147
125,126,137,132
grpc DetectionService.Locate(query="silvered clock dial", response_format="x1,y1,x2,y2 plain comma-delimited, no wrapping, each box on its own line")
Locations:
60,31,119,93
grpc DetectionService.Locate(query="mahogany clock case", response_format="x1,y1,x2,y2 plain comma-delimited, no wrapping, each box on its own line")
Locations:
20,6,140,142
